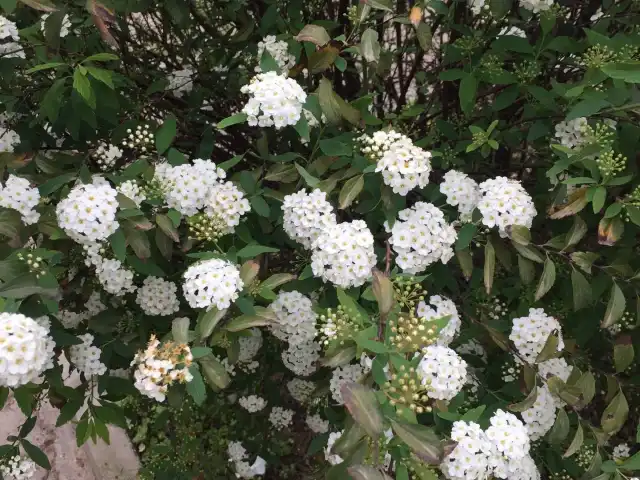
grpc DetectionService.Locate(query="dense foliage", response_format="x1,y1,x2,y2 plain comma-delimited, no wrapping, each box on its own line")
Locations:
1,0,640,479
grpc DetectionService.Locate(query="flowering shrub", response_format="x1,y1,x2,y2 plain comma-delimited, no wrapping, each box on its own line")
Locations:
1,0,640,479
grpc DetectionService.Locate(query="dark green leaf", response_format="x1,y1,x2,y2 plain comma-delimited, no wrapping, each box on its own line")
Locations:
21,439,51,469
155,116,177,154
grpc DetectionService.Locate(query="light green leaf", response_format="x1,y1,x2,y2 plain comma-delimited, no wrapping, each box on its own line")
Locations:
484,240,495,295
338,175,364,209
217,112,248,129
602,283,626,328
155,116,177,154
534,257,556,301
341,382,383,437
294,162,320,187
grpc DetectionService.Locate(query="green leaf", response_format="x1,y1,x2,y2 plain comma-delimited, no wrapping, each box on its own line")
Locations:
415,22,431,51
319,139,352,156
217,112,248,129
260,50,280,73
199,355,231,390
518,255,535,285
72,69,93,106
306,433,330,456
38,172,76,196
601,62,640,83
571,269,592,311
294,162,320,187
55,400,83,427
295,24,330,46
592,186,607,213
85,67,114,88
602,283,626,328
83,52,119,62
347,465,392,480
125,228,150,259
249,196,270,217
535,332,562,362
621,450,640,470
76,417,90,446
614,339,634,373
172,317,190,343
196,308,226,339
548,408,570,444
601,391,628,434
534,257,556,301
460,405,486,423
156,214,179,242
566,98,610,122
604,203,623,218
26,62,67,74
237,244,279,258
21,439,51,469
317,78,361,125
455,224,476,251
459,75,477,114
563,423,584,458
365,0,392,11
509,386,538,412
390,420,443,465
0,274,58,299
564,216,588,249
155,116,177,154
338,175,364,209
484,240,495,295
341,382,383,437
186,365,207,405
359,28,381,63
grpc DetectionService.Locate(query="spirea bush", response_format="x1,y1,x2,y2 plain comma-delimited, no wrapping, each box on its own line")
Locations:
2,0,640,479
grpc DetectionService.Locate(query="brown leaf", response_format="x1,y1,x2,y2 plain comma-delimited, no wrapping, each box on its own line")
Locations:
549,187,588,219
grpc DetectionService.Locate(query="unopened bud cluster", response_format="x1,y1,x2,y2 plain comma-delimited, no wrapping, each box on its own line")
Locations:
17,252,47,278
139,178,167,201
581,45,617,68
501,358,522,383
123,124,154,152
187,212,228,242
514,60,540,83
608,310,636,335
318,306,359,347
597,150,626,178
583,121,616,149
384,365,432,415
393,277,427,309
576,444,597,470
389,312,439,353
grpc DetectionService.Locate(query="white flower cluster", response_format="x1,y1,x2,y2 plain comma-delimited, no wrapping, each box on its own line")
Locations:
311,220,376,288
256,35,295,73
468,0,489,15
282,189,337,249
0,16,23,58
0,175,40,225
306,413,329,434
167,67,194,96
238,328,263,363
287,378,315,404
239,395,267,412
388,202,456,273
440,170,480,221
93,143,122,171
442,412,540,480
117,180,146,207
521,384,558,440
417,345,467,400
499,26,526,37
270,291,317,345
538,357,572,382
82,243,136,296
281,340,321,376
182,258,243,310
86,291,107,316
554,117,588,148
325,431,344,465
376,138,432,195
241,71,307,129
57,309,86,329
69,333,107,377
154,159,226,216
519,0,554,13
56,182,119,243
329,363,367,404
269,406,294,430
478,177,537,237
0,313,55,387
122,124,154,151
357,130,409,162
131,336,193,402
416,295,461,346
227,441,266,479
0,125,20,152
203,181,251,234
41,13,71,37
509,308,564,364
0,455,37,480
135,276,180,316
613,443,631,459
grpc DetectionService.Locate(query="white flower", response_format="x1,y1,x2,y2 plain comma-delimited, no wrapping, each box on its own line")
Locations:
329,364,366,404
376,138,432,196
357,130,409,162
486,409,530,461
306,413,329,434
228,441,247,463
136,276,180,316
441,421,494,480
281,340,321,376
282,189,337,249
0,313,55,387
416,295,461,347
154,159,226,216
117,180,146,207
131,336,193,402
41,13,72,37
94,256,136,296
0,175,40,225
204,181,250,233
0,16,19,40
256,35,295,74
311,220,376,288
417,345,467,401
167,67,194,96
538,357,572,382
478,176,536,237
86,291,107,316
388,202,456,274
325,431,344,465
238,328,263,363
440,170,480,221
182,258,243,310
456,339,487,362
56,183,119,243
613,443,631,459
234,456,266,479
520,384,557,441
269,406,294,430
498,26,526,38
0,455,37,480
0,125,20,152
519,0,554,13
509,308,564,364
56,309,87,329
590,8,604,22
270,291,317,345
554,117,588,148
287,378,315,404
241,71,307,129
69,333,107,377
239,395,267,412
